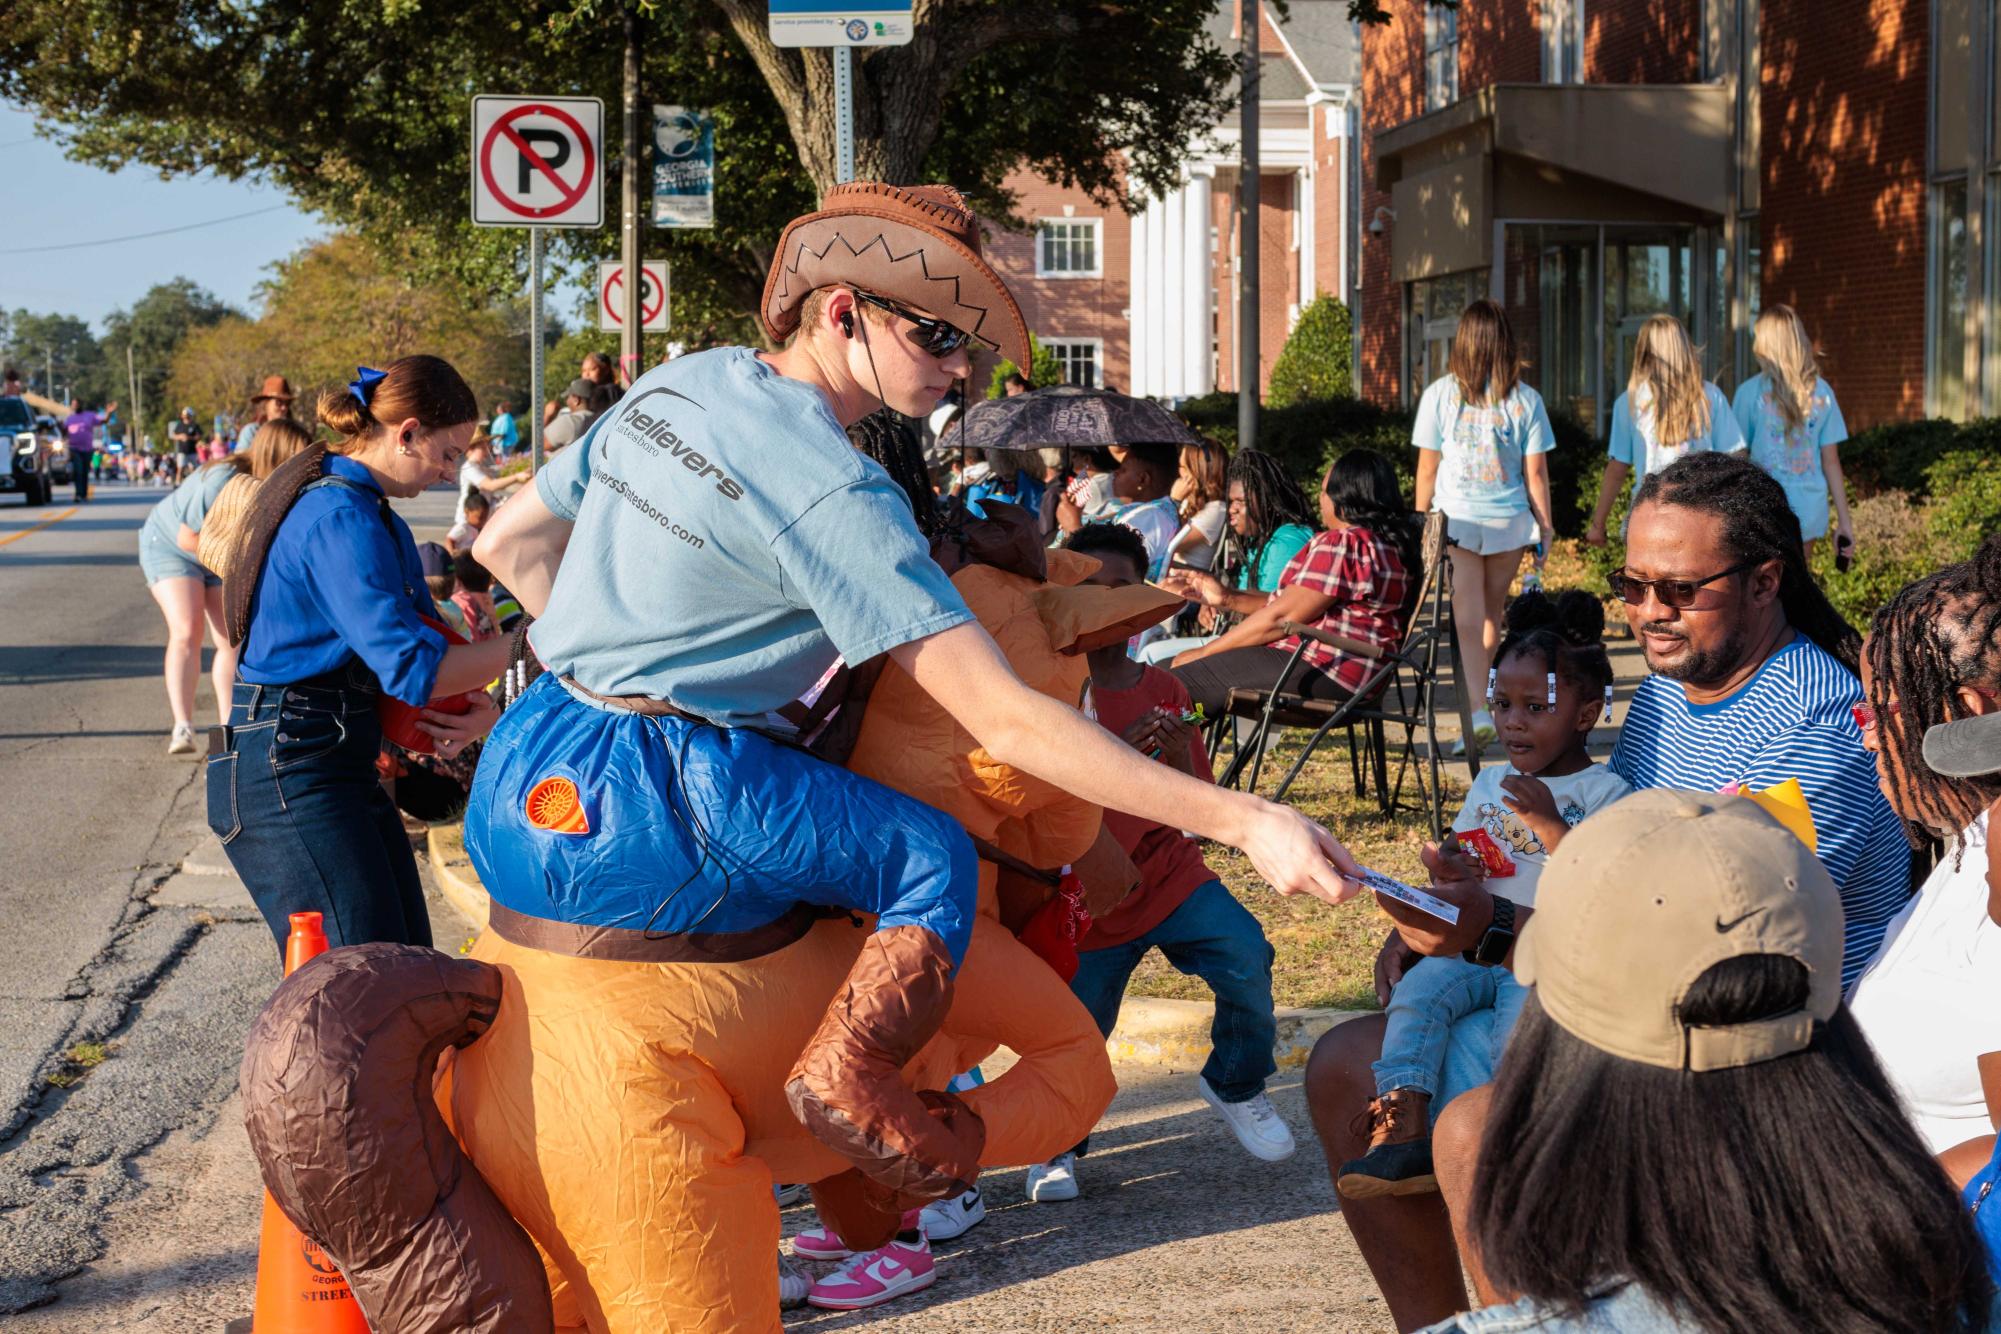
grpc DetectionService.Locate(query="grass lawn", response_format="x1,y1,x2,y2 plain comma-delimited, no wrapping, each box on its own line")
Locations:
1124,730,1467,1013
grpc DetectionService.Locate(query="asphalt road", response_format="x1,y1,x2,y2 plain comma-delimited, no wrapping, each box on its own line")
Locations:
0,474,1397,1330
0,474,464,1318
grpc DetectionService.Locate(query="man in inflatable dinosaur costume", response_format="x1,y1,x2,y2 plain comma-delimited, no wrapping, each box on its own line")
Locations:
238,182,1358,1334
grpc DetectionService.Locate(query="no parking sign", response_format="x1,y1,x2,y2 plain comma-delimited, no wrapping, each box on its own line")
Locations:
471,95,605,228
598,261,670,332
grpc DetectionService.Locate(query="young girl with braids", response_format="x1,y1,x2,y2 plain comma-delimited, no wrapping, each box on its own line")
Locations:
1337,589,1630,1198
1848,535,2001,1156
1731,304,1855,562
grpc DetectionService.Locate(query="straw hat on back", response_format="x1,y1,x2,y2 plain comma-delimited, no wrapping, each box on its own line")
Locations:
762,182,1031,371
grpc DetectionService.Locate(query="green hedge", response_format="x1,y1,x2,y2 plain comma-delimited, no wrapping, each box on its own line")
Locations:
1268,296,1354,406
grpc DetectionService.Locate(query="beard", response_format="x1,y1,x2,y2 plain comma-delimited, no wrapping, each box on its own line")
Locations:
1640,620,1750,686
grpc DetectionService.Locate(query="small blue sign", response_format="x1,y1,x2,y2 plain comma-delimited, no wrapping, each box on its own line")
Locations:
651,105,714,229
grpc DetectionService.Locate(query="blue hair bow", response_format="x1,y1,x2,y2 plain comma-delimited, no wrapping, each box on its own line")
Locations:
348,366,388,408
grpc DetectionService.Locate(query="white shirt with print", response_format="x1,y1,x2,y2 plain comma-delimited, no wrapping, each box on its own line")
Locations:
1450,761,1634,908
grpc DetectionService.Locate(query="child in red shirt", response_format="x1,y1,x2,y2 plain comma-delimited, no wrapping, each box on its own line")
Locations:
1022,524,1294,1206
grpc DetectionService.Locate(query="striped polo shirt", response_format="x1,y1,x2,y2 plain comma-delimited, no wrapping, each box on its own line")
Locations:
1611,634,1914,989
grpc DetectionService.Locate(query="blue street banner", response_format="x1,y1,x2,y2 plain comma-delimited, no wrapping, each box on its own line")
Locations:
767,0,914,47
652,105,715,229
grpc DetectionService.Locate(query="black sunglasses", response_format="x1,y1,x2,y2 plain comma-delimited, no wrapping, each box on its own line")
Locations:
1608,560,1759,609
852,290,988,358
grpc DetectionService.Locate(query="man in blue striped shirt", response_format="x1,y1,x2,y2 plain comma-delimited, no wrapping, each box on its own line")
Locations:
1606,452,1913,987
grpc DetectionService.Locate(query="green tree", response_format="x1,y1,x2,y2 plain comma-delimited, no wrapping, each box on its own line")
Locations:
99,279,238,445
0,1,1244,336
166,235,520,433
1267,294,1354,407
1,311,107,405
985,332,1063,398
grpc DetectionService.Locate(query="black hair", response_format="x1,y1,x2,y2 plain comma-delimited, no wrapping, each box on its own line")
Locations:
1126,442,1179,479
1492,588,1614,710
1223,448,1315,586
463,486,491,517
454,549,492,595
1865,533,2001,847
1323,448,1421,594
1004,372,1031,390
1634,452,1860,673
1065,521,1150,579
1472,954,1995,1333
848,409,941,536
1082,446,1117,474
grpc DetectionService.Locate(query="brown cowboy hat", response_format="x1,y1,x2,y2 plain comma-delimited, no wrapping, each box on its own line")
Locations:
762,182,1030,370
250,374,294,404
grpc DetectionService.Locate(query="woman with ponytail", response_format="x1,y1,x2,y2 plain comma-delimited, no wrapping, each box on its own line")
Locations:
1732,303,1855,562
209,355,513,954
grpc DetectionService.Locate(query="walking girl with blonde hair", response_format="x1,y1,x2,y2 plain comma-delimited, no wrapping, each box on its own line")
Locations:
1732,303,1854,562
1587,313,1744,546
1412,299,1557,754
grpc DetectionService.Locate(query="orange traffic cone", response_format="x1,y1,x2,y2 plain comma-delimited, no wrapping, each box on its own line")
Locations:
234,913,371,1333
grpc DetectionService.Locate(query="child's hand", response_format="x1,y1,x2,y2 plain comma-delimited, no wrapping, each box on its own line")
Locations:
1427,836,1487,886
1500,774,1568,849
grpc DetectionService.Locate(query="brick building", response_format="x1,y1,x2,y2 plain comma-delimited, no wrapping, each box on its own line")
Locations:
1358,0,1978,431
983,1,1360,399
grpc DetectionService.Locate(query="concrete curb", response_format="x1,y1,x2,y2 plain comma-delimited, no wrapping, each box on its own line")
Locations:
422,822,1375,1073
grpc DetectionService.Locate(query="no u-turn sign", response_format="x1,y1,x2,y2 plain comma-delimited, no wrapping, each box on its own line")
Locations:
471,95,604,228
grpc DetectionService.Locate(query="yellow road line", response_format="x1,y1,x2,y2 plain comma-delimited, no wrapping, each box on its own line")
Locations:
0,506,79,548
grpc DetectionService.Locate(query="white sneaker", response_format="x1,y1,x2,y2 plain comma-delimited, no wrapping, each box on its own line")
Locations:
778,1252,810,1309
1198,1077,1297,1162
1448,710,1497,758
1024,1152,1079,1202
167,723,197,755
773,1181,808,1208
919,1186,986,1240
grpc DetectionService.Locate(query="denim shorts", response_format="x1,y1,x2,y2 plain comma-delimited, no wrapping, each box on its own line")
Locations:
139,528,218,587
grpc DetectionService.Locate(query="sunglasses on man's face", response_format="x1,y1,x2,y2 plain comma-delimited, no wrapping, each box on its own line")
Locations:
851,291,987,359
1607,560,1759,609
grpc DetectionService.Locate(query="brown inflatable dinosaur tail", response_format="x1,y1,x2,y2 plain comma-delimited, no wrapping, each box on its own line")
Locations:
239,942,554,1334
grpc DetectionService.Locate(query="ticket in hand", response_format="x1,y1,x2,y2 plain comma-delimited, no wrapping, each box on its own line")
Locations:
1352,867,1463,926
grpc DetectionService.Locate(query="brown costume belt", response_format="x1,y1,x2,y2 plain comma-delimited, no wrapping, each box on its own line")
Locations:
486,900,825,964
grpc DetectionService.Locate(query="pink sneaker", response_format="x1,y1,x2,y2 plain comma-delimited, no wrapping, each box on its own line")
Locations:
805,1215,936,1311
790,1226,853,1261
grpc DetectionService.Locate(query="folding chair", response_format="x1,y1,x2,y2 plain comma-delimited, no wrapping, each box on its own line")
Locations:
1213,511,1455,837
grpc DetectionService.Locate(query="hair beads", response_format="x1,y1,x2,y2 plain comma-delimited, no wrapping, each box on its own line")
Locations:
1486,667,1498,704
1603,685,1615,722
1546,672,1557,705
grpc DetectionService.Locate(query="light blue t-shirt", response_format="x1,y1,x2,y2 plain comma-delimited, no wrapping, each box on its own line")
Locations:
1731,372,1846,492
1607,382,1745,490
141,463,236,555
530,347,974,726
1412,376,1554,521
490,410,519,452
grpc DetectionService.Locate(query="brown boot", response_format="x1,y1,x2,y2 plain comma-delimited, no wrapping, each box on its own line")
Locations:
1335,1088,1437,1198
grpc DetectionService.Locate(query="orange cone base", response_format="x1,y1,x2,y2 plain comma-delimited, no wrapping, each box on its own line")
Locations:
246,1190,370,1332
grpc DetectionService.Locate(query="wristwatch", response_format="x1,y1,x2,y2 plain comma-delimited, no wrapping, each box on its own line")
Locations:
1463,894,1517,967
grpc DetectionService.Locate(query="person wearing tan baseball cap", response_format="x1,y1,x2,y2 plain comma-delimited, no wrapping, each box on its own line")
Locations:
1417,789,1994,1333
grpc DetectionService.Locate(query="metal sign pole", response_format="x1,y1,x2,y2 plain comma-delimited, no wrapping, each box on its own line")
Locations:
529,226,545,474
833,46,855,184
621,5,643,382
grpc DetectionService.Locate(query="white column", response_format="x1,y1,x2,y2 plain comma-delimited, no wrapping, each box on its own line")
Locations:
1183,169,1215,397
1128,201,1150,394
1145,197,1169,398
1162,187,1187,397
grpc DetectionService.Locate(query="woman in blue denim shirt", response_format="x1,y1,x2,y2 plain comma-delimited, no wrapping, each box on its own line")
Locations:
209,357,513,956
1416,792,1992,1334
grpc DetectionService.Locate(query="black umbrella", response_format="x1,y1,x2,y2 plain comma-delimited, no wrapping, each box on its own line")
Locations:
956,384,1200,454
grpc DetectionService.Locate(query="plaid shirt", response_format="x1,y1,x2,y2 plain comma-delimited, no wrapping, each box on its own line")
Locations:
1273,526,1411,693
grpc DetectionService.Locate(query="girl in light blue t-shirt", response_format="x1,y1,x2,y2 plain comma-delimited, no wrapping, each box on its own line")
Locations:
1731,304,1853,558
1587,314,1745,546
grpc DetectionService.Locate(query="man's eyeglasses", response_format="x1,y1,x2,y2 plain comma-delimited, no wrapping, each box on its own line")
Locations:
852,291,989,359
1607,560,1759,609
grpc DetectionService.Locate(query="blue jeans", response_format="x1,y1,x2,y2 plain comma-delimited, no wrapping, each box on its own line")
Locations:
207,664,431,957
1070,880,1278,1104
1373,955,1529,1100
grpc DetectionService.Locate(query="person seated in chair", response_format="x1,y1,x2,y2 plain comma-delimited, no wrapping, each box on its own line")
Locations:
1165,449,1418,717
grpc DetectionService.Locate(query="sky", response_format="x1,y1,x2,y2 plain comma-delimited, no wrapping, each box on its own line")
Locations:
0,102,327,332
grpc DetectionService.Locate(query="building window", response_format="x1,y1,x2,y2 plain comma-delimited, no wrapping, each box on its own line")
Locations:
1043,338,1104,388
1035,219,1102,278
1543,0,1584,83
1425,6,1459,111
1932,177,1971,419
